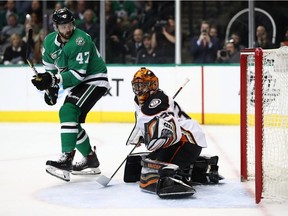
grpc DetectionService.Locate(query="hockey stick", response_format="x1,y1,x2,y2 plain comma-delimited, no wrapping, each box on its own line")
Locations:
26,28,53,103
25,15,37,74
26,28,40,76
173,78,190,99
96,145,137,186
96,77,190,187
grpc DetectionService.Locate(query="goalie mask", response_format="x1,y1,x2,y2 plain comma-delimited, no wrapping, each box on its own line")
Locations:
131,67,159,105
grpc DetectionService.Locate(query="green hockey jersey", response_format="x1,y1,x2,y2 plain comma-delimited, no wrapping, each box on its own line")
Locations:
42,28,110,90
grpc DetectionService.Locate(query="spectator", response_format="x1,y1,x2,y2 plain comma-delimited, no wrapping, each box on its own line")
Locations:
33,28,45,64
73,1,87,26
229,32,246,51
216,40,240,63
77,9,100,48
15,1,32,16
48,1,63,33
125,28,144,64
105,0,117,34
111,0,137,23
105,0,127,63
209,24,222,51
135,33,160,64
2,33,27,65
29,12,42,34
0,13,25,54
27,0,42,25
2,0,25,25
254,25,274,49
137,0,157,33
280,27,288,47
155,1,174,21
109,0,136,42
151,15,175,63
190,20,219,64
22,17,37,46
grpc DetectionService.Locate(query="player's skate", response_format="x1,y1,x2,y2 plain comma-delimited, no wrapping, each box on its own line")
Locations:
46,150,75,182
72,146,101,175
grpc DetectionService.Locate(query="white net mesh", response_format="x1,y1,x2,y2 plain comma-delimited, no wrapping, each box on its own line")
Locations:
246,47,288,201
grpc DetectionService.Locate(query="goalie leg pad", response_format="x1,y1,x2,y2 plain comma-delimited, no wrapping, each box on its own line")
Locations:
139,158,170,193
139,159,196,198
191,155,224,184
156,164,196,199
124,152,149,183
139,167,159,194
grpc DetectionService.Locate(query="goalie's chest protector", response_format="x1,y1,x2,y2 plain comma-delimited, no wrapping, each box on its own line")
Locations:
136,90,171,130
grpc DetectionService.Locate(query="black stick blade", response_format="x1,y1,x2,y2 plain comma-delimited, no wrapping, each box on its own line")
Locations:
27,28,33,46
25,29,33,60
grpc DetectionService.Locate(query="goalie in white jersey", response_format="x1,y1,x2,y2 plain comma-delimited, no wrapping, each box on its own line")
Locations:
126,67,208,198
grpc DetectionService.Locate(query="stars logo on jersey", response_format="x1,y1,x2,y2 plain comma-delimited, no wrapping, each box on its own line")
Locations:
149,99,161,109
76,37,85,46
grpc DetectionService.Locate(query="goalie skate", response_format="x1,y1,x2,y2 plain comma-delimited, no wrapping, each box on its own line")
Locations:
45,150,75,182
72,146,101,175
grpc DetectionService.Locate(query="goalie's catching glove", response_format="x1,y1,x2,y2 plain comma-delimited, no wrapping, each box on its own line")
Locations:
44,85,59,105
144,116,179,151
31,72,58,91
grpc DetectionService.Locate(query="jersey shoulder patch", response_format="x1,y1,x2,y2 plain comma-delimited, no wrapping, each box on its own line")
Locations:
69,29,91,49
75,36,86,46
141,90,169,115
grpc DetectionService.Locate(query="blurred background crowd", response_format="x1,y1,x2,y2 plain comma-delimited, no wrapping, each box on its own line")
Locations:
0,0,287,65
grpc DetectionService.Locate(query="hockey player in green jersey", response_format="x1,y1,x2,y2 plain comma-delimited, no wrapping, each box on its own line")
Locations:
31,8,110,181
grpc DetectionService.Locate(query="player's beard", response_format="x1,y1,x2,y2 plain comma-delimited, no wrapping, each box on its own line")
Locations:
59,29,74,41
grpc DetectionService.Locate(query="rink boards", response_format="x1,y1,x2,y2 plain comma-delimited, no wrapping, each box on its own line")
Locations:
0,65,240,124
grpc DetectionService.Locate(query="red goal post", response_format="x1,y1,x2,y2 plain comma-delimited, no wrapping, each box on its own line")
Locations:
240,47,288,204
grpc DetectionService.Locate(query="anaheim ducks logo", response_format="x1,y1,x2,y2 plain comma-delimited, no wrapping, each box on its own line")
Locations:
76,37,85,46
149,98,161,108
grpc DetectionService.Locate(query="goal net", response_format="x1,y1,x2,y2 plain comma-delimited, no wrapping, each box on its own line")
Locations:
240,47,288,203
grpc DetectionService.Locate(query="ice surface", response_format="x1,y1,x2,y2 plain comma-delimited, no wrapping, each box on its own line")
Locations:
0,123,287,216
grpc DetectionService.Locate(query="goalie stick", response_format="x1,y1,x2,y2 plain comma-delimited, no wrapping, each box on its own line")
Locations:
96,145,137,186
96,78,190,187
26,28,53,104
172,78,190,99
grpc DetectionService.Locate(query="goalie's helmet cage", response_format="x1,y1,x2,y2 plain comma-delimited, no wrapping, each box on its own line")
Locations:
131,67,159,105
52,8,75,25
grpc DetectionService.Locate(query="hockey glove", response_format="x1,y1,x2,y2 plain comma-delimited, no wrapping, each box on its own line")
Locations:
144,116,177,151
31,72,58,91
44,84,59,106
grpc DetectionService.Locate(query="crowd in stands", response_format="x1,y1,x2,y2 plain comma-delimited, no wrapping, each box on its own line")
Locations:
0,0,287,65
